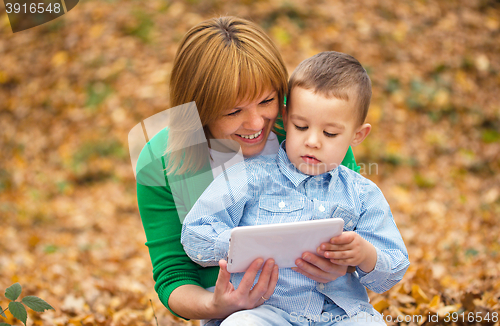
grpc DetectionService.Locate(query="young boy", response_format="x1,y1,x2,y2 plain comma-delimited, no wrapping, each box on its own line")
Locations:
181,51,409,325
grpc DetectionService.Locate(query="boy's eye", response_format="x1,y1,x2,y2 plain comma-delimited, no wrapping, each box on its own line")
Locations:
294,124,308,131
226,109,241,117
324,131,338,138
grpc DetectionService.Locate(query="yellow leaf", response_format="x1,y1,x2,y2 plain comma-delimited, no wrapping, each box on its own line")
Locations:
372,298,390,312
90,24,104,38
271,26,291,46
475,54,490,72
390,90,405,106
433,89,450,107
52,51,68,67
440,275,458,289
367,104,382,124
436,305,460,317
396,293,416,304
388,305,405,318
455,70,473,91
1,14,9,28
392,22,408,42
386,141,401,155
0,70,8,84
429,295,441,309
28,234,41,248
486,17,499,30
411,284,429,304
398,282,411,294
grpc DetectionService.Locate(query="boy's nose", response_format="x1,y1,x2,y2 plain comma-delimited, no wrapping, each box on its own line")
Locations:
305,132,321,148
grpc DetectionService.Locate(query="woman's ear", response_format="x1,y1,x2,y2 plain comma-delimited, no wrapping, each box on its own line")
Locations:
350,123,371,147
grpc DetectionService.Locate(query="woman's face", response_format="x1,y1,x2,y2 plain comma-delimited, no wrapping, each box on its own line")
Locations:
207,89,279,157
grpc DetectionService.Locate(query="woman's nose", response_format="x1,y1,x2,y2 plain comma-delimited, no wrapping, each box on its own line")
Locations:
243,107,265,131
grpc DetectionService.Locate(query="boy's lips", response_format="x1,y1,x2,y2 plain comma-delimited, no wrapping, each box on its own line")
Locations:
301,155,321,164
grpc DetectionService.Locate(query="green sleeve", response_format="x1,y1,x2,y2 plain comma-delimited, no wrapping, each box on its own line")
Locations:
274,115,360,172
136,129,218,319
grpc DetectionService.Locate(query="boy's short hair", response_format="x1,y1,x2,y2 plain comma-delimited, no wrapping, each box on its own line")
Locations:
287,51,372,125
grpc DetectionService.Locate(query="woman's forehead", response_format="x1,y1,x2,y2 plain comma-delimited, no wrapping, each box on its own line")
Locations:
235,88,276,106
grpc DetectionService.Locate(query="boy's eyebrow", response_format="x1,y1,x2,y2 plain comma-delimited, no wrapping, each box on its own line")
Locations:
324,122,345,130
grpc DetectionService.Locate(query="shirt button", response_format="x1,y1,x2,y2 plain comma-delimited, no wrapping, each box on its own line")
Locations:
279,201,286,208
318,205,325,212
318,283,325,290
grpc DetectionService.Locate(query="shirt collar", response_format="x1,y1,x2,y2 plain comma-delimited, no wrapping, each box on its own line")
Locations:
277,141,339,187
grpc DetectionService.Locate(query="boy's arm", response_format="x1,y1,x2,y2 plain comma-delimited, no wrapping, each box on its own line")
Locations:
322,179,409,293
181,162,252,267
353,180,410,293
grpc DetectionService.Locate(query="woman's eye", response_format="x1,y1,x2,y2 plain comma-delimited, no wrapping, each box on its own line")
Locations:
226,109,241,116
260,97,275,105
324,131,338,138
294,124,307,131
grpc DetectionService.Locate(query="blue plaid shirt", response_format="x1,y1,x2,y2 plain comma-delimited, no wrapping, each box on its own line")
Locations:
181,142,409,318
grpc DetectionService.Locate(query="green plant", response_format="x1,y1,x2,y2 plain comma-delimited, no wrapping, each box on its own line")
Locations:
1,283,53,326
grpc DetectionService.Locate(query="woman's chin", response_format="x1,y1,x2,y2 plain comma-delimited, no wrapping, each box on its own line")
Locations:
240,141,266,157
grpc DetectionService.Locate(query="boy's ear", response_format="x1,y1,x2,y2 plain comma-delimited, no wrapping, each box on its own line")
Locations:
350,123,371,147
282,105,288,131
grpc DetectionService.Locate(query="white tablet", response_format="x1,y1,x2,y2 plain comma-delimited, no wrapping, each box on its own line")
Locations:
226,218,344,273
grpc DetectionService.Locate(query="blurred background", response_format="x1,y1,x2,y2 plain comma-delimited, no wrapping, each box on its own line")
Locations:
0,0,499,325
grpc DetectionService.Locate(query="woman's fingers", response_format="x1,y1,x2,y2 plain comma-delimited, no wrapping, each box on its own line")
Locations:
214,260,233,294
249,259,275,301
259,265,279,303
237,258,264,294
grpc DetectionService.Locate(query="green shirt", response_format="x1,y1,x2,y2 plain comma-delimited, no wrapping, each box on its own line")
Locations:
136,122,359,319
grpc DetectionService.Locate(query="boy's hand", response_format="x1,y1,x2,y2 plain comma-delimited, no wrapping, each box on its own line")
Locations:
292,254,348,283
317,231,377,273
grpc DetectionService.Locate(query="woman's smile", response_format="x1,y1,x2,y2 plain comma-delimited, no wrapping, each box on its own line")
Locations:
236,129,263,140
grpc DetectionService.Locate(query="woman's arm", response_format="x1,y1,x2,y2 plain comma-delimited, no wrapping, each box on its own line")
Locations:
136,134,279,320
137,174,208,318
139,179,280,320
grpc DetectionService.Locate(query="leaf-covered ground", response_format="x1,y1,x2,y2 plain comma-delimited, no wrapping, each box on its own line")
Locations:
0,0,499,325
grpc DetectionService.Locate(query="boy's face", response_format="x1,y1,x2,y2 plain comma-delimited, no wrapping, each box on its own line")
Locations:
283,87,370,176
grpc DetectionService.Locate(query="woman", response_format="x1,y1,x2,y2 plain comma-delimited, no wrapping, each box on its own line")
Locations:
136,16,360,321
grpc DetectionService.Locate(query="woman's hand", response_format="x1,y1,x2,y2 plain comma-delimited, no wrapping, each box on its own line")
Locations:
207,258,279,319
291,252,348,283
